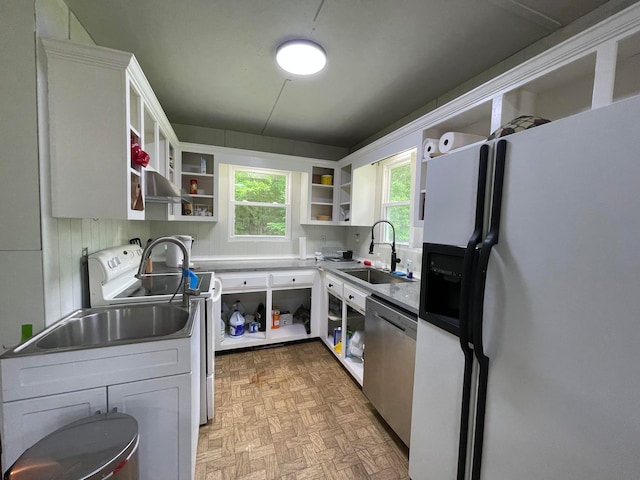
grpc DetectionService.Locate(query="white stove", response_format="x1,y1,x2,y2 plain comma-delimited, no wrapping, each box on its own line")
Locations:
88,245,221,424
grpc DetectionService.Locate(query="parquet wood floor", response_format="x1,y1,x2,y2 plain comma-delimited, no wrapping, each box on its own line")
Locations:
195,340,410,479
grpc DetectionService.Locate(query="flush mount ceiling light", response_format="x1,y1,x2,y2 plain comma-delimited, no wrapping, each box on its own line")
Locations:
276,40,327,75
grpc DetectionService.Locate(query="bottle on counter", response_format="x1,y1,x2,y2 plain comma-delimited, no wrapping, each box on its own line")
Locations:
374,253,382,269
406,259,413,279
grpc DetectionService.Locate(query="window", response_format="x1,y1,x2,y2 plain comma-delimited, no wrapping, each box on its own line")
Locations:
230,166,291,239
381,149,416,244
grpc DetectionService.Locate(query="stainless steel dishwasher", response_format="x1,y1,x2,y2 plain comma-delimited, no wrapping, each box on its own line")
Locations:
363,295,417,447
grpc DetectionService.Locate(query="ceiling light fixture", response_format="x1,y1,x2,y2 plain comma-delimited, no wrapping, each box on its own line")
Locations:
276,40,326,75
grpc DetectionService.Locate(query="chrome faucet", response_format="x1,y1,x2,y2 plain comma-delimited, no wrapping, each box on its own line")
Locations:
136,236,198,307
369,220,401,272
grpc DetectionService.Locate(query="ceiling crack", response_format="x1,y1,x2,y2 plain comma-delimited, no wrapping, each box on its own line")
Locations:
313,0,326,23
261,79,290,135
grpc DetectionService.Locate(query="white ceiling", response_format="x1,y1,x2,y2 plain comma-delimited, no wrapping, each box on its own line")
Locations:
63,0,618,149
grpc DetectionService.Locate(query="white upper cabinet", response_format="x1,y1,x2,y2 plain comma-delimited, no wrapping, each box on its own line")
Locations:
172,145,219,221
300,164,337,224
43,38,178,220
338,163,377,227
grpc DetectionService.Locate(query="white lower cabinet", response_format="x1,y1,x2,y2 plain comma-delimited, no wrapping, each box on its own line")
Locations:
109,374,194,480
216,270,321,351
0,307,200,479
322,272,367,385
1,388,107,472
2,376,193,479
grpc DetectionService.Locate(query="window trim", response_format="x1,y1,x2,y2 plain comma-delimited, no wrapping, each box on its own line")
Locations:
228,165,292,242
380,150,415,245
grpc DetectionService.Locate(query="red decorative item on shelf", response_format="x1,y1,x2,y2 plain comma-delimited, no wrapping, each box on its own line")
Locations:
131,143,150,168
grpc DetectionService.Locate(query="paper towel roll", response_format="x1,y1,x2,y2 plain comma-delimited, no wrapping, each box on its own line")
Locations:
299,237,307,260
438,132,486,153
422,138,440,158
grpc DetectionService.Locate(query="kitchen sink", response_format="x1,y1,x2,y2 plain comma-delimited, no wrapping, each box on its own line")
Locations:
342,268,412,284
7,303,193,355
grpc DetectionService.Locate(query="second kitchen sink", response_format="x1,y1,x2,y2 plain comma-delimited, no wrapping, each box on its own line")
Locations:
342,268,412,284
6,303,194,355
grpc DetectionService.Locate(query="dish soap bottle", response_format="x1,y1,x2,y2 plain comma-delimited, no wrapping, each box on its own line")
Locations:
406,259,414,279
374,253,382,269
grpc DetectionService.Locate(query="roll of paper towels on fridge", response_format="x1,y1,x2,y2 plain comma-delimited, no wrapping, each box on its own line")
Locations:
438,132,486,153
422,138,440,158
299,237,307,260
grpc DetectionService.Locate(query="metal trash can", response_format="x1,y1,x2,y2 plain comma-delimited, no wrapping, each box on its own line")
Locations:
4,412,139,480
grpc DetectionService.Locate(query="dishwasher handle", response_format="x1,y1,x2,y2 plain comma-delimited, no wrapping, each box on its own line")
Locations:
374,312,406,332
367,297,417,340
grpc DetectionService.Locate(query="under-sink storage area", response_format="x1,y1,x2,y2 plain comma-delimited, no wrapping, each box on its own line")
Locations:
220,290,269,346
215,270,318,352
322,273,367,385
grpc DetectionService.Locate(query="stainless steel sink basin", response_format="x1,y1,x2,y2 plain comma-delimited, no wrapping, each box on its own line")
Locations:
6,303,193,355
342,268,412,284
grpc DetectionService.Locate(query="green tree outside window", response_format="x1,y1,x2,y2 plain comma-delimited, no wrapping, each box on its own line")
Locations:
381,151,415,244
232,168,290,238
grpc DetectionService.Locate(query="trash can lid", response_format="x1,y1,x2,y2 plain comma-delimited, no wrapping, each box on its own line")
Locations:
5,412,138,480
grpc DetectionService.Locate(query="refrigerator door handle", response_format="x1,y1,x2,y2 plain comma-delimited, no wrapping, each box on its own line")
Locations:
455,143,490,480
460,143,489,349
470,138,507,480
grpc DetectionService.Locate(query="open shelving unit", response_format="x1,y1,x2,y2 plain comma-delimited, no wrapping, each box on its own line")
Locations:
176,149,218,221
410,8,640,229
215,270,318,352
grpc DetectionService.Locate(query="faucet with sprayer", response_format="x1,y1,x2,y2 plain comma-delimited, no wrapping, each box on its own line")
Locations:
136,236,199,307
369,220,401,272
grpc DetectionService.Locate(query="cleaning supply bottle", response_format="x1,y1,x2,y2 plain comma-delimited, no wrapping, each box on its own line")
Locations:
229,305,245,337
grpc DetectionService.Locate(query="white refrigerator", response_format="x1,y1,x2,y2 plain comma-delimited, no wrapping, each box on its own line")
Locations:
410,94,640,480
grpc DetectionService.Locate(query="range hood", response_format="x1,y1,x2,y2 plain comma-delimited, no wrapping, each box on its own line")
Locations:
144,170,193,204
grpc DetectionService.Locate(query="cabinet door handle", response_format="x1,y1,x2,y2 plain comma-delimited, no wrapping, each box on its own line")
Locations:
328,283,333,288
292,278,296,282
348,295,354,300
243,280,247,285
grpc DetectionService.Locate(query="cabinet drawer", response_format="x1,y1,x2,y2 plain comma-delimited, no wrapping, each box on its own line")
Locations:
343,283,368,312
219,273,268,290
271,270,315,287
324,273,344,297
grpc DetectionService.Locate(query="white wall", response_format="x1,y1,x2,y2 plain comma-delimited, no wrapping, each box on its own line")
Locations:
0,1,45,351
0,0,153,352
33,0,152,330
150,166,348,259
173,123,348,161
